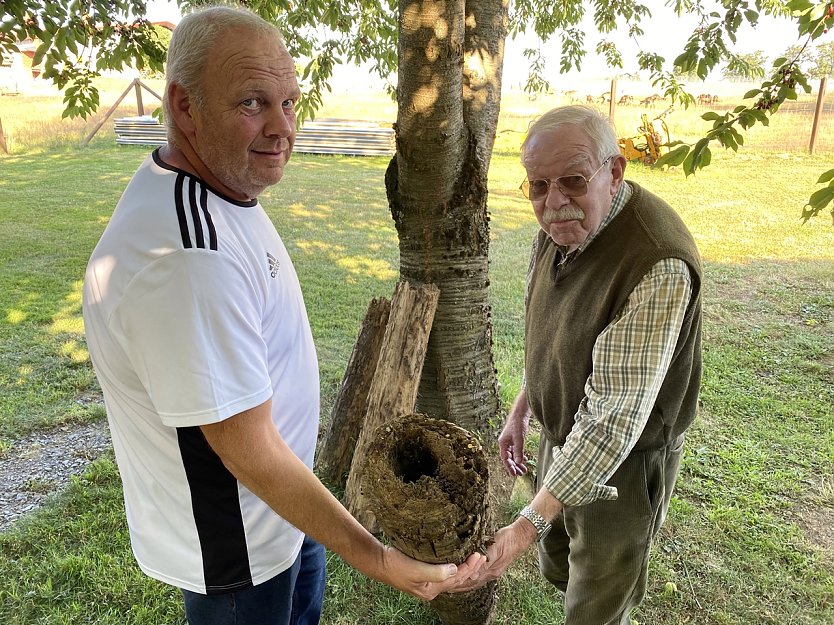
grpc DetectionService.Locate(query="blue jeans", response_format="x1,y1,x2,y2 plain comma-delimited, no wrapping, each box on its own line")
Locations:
181,536,326,625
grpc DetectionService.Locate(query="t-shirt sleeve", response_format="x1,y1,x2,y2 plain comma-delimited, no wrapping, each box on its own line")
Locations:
113,250,272,427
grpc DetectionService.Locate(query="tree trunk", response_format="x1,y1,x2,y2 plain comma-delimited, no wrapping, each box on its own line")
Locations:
344,281,439,529
387,0,508,437
363,413,497,625
318,297,391,489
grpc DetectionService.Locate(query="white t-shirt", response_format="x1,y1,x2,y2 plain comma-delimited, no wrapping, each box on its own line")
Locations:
82,150,319,594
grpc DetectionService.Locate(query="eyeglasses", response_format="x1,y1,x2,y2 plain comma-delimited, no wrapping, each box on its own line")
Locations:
520,156,614,201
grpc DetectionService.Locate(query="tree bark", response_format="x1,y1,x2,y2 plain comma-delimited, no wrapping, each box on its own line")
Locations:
387,0,508,437
344,281,440,529
364,413,497,625
318,297,391,489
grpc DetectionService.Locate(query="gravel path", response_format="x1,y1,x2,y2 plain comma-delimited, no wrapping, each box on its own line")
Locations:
0,421,111,532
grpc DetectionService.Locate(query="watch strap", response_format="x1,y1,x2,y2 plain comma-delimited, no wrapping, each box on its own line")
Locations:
517,505,551,542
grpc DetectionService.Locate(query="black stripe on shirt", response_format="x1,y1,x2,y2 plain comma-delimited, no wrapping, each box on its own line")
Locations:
176,426,253,593
188,177,206,249
199,183,218,251
174,174,192,249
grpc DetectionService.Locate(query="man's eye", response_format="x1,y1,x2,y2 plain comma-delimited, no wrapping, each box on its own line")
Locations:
529,180,549,193
241,98,260,110
560,175,586,186
282,98,296,109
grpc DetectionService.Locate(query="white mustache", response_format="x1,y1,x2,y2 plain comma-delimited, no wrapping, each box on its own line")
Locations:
542,206,585,222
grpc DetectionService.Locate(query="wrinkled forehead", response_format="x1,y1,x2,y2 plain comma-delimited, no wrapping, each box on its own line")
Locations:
210,27,291,71
522,126,595,174
205,27,297,92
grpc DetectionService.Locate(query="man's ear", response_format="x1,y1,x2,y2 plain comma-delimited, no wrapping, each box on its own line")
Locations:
609,154,627,193
166,82,196,135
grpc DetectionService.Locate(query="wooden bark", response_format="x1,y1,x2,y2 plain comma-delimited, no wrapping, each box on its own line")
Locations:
387,0,507,437
318,297,391,489
344,280,439,528
364,413,497,625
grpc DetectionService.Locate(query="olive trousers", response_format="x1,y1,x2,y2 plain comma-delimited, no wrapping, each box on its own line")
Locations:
536,434,685,625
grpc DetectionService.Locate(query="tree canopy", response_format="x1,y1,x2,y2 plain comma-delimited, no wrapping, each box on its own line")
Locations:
809,40,834,77
1,0,833,220
721,50,767,80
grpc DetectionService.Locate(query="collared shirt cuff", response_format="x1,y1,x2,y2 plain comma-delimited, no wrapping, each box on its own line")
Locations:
541,446,619,507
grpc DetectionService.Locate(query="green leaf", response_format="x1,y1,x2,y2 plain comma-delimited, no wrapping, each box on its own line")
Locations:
682,149,695,175
817,169,834,184
654,144,690,168
697,57,708,79
809,3,828,20
808,185,834,208
786,0,813,12
719,130,738,151
690,137,710,169
32,41,50,68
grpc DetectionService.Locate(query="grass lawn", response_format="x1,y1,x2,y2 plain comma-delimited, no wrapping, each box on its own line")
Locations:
0,87,833,624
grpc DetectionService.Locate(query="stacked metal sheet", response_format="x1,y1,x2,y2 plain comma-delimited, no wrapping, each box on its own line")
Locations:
293,119,395,156
113,116,395,156
114,116,166,146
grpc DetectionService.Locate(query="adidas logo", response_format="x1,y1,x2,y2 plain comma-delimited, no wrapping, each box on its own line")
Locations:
267,252,280,278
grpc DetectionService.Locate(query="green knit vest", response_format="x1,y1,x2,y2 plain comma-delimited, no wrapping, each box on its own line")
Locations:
525,182,703,451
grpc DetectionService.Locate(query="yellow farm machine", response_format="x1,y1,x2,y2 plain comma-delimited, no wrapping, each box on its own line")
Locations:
618,107,673,165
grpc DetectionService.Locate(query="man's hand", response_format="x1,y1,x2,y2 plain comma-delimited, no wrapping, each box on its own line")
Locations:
448,519,537,592
500,389,531,476
379,548,488,600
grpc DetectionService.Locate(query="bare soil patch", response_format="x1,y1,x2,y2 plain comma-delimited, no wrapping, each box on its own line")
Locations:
797,504,834,561
0,420,111,532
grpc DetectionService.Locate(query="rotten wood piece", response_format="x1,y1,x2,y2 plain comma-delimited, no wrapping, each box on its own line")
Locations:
344,280,439,529
363,413,497,625
318,296,391,489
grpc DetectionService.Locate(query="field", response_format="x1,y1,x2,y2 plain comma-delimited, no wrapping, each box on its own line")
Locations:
1,74,833,154
0,76,832,624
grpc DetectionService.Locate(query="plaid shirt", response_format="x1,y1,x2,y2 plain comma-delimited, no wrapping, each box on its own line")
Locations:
524,182,693,506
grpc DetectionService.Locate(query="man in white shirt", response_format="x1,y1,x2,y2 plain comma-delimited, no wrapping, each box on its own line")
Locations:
82,6,483,624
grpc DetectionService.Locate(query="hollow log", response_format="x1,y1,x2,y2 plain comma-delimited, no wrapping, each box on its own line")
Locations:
363,413,497,625
344,280,440,529
318,296,391,488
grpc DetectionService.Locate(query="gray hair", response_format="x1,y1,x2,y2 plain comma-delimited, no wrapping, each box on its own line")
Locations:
521,105,619,166
163,5,285,134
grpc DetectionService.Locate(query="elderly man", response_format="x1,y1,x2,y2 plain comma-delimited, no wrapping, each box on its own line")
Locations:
461,105,702,625
82,6,482,625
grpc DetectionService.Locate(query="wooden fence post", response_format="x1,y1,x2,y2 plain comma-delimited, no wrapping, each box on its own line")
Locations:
809,76,828,155
134,80,145,116
0,117,8,154
80,78,163,146
609,77,617,123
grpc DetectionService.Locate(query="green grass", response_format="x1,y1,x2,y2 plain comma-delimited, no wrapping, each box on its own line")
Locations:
0,88,833,624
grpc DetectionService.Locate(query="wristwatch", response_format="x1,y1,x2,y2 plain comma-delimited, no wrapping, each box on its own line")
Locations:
517,505,552,542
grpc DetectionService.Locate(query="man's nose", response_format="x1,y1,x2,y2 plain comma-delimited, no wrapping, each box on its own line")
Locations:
544,181,571,206
265,108,295,137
